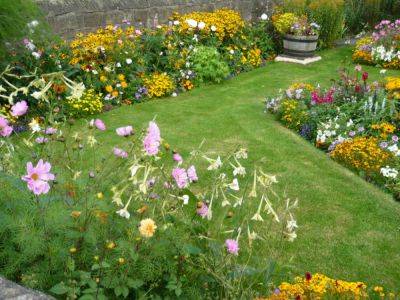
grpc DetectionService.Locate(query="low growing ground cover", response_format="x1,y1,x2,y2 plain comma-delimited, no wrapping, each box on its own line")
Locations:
2,47,400,298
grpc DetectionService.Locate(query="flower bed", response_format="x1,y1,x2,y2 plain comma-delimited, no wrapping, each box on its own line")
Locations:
353,19,400,69
0,9,275,124
266,66,400,199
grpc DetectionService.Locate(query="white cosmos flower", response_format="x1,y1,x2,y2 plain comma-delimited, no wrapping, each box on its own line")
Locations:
198,21,206,30
380,166,398,179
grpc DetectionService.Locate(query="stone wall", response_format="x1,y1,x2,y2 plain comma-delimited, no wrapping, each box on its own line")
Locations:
35,0,273,38
0,276,53,300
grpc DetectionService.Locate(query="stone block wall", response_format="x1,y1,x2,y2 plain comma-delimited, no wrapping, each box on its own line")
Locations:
34,0,273,38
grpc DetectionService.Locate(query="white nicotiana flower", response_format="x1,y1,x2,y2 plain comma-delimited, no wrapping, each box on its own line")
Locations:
234,148,248,159
231,160,246,177
111,186,125,207
228,178,240,191
211,25,217,32
186,19,198,28
198,21,206,30
204,155,222,170
182,195,189,205
126,58,133,64
116,207,130,219
67,83,86,100
87,135,97,147
286,231,297,242
286,216,298,232
380,166,398,179
251,197,264,222
260,13,268,21
29,118,41,133
116,62,122,68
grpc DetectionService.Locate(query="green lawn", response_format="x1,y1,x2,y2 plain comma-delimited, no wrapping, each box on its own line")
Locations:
14,46,400,288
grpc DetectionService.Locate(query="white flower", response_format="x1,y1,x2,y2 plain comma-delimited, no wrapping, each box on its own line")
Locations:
173,20,180,25
380,166,398,179
116,62,122,68
211,25,217,32
198,21,206,30
186,19,198,28
31,90,43,100
126,58,133,65
380,69,387,75
68,83,86,100
251,212,263,221
29,119,41,133
204,155,222,170
229,49,235,55
182,195,189,205
111,186,125,207
172,92,178,97
92,69,98,75
28,20,39,28
32,52,41,59
231,160,246,177
116,208,130,219
285,231,297,242
87,135,97,147
234,148,248,159
228,178,240,191
346,119,354,127
260,13,268,21
286,216,298,232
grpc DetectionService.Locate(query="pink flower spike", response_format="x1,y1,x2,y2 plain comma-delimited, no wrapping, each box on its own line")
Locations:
116,125,133,136
172,167,188,189
225,239,239,255
10,100,28,117
143,121,161,156
0,116,13,137
94,119,106,131
187,165,198,182
21,159,55,195
44,127,57,135
173,153,183,163
113,147,128,158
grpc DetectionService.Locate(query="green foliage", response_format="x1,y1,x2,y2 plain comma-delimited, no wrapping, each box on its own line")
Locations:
190,46,230,84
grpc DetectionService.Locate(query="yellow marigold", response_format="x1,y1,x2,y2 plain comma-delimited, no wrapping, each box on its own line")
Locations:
117,74,125,81
139,218,157,238
120,81,128,89
330,137,392,174
385,77,400,100
143,73,175,98
105,85,113,93
289,82,315,92
100,75,107,82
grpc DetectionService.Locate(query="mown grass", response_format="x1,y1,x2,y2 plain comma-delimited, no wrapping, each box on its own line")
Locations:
7,46,400,288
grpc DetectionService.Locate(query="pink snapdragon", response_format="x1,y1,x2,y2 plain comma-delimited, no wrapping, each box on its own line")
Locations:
113,147,128,158
225,239,239,255
116,125,133,136
35,137,49,144
21,159,55,195
44,127,57,135
173,153,183,163
143,121,161,155
187,165,198,182
311,89,334,105
10,100,28,117
0,117,13,137
172,167,188,189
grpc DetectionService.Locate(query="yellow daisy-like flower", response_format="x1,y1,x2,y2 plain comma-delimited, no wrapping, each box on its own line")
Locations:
139,218,157,238
105,85,113,93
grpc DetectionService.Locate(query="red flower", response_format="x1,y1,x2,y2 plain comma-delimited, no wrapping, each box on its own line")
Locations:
362,72,369,81
305,272,312,281
355,85,362,93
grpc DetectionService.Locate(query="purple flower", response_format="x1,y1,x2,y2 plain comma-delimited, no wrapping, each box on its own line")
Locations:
10,100,28,117
380,141,389,149
187,165,198,182
196,202,208,218
225,239,239,255
0,117,13,137
348,131,356,137
44,127,57,135
35,137,49,144
113,147,128,158
147,177,156,187
116,125,133,136
172,167,188,189
173,153,183,163
392,135,399,142
21,159,55,195
357,126,365,133
143,121,161,156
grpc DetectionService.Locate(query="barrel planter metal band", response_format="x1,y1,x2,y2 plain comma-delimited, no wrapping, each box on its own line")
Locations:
283,34,318,58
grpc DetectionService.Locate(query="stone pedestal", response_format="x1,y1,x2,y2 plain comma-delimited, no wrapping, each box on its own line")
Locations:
275,55,322,65
0,277,53,300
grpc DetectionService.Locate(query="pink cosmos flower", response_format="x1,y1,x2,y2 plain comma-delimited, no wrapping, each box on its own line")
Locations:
116,125,133,136
196,202,208,218
10,100,28,117
44,127,57,135
354,65,362,72
225,239,239,255
143,121,161,156
172,167,188,189
113,147,128,158
21,159,55,195
35,137,49,144
0,117,13,137
173,153,183,163
187,165,198,182
93,119,106,131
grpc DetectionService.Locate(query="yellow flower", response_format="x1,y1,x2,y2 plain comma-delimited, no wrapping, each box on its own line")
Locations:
105,85,113,93
112,90,119,98
139,218,157,238
71,211,81,218
97,192,104,199
100,75,107,82
106,241,116,249
117,74,125,81
118,257,125,264
121,81,128,89
69,247,77,254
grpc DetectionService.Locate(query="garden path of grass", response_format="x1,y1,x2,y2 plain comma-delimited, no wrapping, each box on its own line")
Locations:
80,47,400,288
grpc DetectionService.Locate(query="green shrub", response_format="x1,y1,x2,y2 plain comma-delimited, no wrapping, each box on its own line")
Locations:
190,46,230,84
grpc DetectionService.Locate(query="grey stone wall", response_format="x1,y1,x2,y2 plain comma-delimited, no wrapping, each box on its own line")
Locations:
34,0,274,38
0,276,53,300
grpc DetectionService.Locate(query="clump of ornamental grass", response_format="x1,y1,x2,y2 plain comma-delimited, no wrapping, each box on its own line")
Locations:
0,70,299,299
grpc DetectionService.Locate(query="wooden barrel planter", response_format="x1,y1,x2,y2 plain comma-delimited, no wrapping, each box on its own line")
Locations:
283,34,318,58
